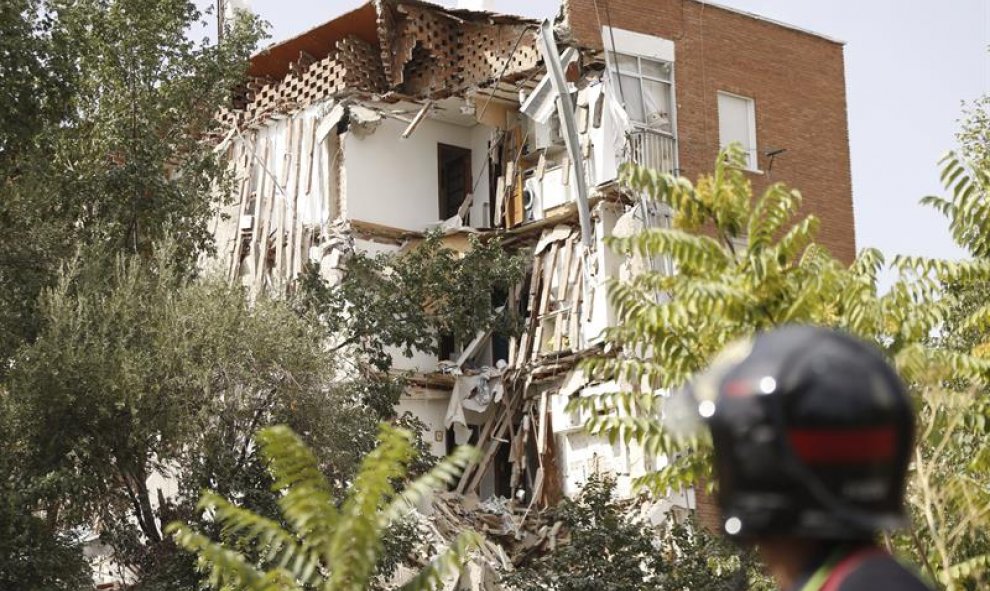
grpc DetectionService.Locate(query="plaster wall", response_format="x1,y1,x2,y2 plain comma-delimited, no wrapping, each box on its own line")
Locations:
344,117,475,231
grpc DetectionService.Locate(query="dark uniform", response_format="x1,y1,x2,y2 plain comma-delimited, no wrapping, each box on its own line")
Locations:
791,545,931,591
675,325,933,591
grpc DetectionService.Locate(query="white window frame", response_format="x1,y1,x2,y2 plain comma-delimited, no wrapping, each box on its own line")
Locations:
609,52,676,135
717,91,759,172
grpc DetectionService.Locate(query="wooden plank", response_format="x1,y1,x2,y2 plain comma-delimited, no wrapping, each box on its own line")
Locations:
494,175,506,228
531,242,558,362
253,139,277,298
305,116,318,195
510,409,529,490
540,409,564,506
536,150,547,181
504,160,516,227
516,256,542,366
552,236,577,351
245,138,270,288
505,280,522,366
274,120,294,291
462,388,519,494
285,118,304,283
294,118,314,277
227,138,252,282
536,389,548,456
506,286,518,367
568,256,584,348
528,467,544,512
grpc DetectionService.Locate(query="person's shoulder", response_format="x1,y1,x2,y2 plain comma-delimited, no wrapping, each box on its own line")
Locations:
837,552,933,591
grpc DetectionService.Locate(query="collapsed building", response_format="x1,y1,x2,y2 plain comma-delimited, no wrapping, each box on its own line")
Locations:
206,0,855,522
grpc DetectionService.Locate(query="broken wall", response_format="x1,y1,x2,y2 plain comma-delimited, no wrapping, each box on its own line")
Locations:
376,0,540,96
220,36,385,130
208,100,346,297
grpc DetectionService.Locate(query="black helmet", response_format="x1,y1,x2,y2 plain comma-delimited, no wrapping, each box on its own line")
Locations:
677,324,914,540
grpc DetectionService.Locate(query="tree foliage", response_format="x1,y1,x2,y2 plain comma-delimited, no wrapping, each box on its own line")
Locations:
0,0,263,366
575,145,990,589
0,400,91,590
903,146,990,590
169,424,481,591
4,244,390,586
298,233,527,371
504,474,771,591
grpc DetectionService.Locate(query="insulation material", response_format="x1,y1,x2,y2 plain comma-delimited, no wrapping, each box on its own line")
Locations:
445,368,504,430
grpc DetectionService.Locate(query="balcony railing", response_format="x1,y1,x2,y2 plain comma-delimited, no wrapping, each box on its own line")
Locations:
624,129,677,175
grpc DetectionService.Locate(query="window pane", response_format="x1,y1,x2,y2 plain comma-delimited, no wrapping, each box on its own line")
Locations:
618,74,645,123
642,79,672,132
641,58,672,81
717,93,755,167
615,53,639,74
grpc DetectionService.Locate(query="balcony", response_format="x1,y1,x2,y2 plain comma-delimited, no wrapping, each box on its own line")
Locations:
624,129,677,175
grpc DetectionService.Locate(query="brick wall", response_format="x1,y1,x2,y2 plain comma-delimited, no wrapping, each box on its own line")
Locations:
694,482,722,532
565,0,856,262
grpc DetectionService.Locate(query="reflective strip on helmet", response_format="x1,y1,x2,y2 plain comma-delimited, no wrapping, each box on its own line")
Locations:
788,427,896,463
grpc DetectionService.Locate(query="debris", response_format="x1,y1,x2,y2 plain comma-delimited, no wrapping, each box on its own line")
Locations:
401,100,434,138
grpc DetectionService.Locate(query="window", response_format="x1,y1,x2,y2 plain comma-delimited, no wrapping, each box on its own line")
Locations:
717,92,758,170
437,144,471,220
609,53,674,133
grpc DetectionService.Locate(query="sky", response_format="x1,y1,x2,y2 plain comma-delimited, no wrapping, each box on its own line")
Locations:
205,0,990,268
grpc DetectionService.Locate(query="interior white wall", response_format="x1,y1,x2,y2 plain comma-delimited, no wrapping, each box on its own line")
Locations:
396,396,449,458
344,117,474,231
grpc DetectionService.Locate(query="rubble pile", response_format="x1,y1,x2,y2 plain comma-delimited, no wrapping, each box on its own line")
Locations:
387,492,564,590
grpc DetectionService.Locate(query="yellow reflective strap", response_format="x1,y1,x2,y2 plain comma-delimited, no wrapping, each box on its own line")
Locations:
797,548,846,591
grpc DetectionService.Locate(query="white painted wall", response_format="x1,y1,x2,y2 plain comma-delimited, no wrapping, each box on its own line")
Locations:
581,202,624,344
396,395,450,458
344,117,474,231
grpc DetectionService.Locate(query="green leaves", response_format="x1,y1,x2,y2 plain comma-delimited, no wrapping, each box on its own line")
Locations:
587,145,990,506
589,138,990,589
926,152,990,259
169,424,481,591
298,232,526,368
503,475,773,591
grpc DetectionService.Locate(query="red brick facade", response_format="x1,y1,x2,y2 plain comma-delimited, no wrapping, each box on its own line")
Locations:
565,0,856,262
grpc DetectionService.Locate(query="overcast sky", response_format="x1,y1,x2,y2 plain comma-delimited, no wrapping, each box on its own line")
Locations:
206,0,990,267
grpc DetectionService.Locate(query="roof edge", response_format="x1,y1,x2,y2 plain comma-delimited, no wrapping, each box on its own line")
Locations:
698,1,845,45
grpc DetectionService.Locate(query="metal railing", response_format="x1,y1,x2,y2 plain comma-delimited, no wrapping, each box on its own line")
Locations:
624,129,678,175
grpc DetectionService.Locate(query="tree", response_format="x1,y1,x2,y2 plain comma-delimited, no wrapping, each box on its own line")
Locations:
0,398,91,590
504,475,666,591
896,149,990,590
504,474,771,591
0,0,264,366
5,245,385,587
298,232,527,372
1,1,268,583
168,424,481,590
575,145,990,588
